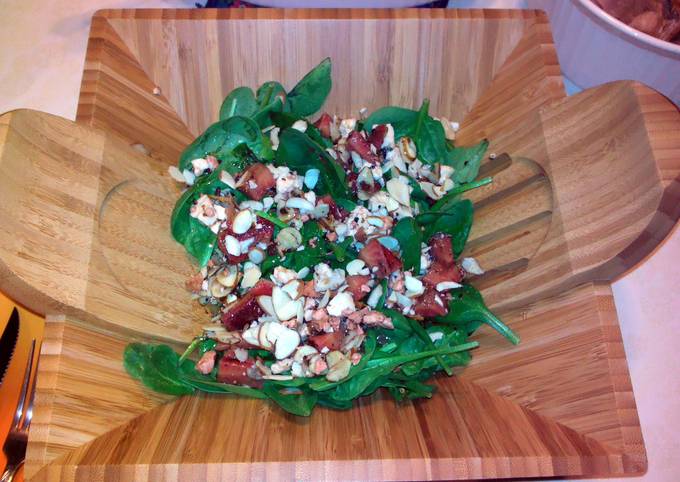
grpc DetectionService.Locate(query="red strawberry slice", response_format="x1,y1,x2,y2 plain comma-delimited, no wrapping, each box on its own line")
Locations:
368,124,388,150
422,265,464,287
413,289,448,318
430,234,456,267
345,275,371,301
359,239,403,278
217,217,274,264
217,357,261,388
314,113,333,138
221,280,274,330
308,331,344,351
347,131,381,165
237,163,275,201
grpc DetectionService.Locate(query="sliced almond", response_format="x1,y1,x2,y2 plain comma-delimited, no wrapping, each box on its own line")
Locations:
232,209,254,234
265,322,287,346
326,357,351,382
461,257,484,275
258,322,273,350
325,350,345,368
209,277,232,298
216,265,239,288
293,345,318,364
386,178,410,206
224,235,241,256
291,120,308,132
274,328,301,360
242,324,260,346
257,295,277,317
404,275,425,297
286,197,315,213
241,265,262,289
366,283,383,308
282,280,301,299
436,281,462,292
346,259,368,276
219,170,237,189
272,287,298,321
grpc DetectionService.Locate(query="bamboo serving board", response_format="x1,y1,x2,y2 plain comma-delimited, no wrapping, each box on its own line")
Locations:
0,8,678,481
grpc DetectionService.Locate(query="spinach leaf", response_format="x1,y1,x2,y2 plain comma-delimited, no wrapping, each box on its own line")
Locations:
442,139,489,184
420,199,473,256
437,285,520,345
199,338,217,355
405,316,452,376
178,336,203,364
391,217,422,273
411,99,448,166
178,115,272,171
219,86,258,120
262,383,318,416
257,81,287,109
331,343,477,401
123,343,195,396
123,343,153,380
330,237,357,265
171,210,216,267
275,128,349,200
363,106,417,139
252,81,287,128
287,57,332,117
180,374,267,399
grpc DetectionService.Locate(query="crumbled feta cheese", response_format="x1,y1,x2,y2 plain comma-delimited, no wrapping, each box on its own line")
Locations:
273,266,299,285
327,292,355,317
189,194,218,227
313,263,346,292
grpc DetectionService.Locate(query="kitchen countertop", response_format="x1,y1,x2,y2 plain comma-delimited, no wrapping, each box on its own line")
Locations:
0,1,677,481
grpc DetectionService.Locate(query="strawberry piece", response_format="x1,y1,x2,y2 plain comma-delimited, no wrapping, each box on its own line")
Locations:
368,124,388,150
308,331,344,351
359,239,403,278
422,265,464,287
413,289,448,318
237,163,275,200
345,275,371,301
217,217,274,264
347,131,381,165
430,234,456,267
221,280,274,330
217,357,261,388
314,113,333,138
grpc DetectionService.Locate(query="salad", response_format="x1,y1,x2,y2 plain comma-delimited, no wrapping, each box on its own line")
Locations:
124,59,519,416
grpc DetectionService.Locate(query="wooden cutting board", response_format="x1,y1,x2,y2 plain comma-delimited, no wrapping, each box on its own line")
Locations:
0,8,678,481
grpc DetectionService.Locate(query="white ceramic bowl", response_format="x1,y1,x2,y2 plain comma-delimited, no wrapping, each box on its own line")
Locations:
527,0,680,105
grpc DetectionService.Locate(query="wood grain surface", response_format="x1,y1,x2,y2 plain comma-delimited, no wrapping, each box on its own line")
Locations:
0,7,677,480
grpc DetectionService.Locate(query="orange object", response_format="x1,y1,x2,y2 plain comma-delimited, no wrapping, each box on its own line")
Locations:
0,291,44,482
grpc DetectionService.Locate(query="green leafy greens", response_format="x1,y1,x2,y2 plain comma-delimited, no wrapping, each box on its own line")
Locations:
131,57,520,417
